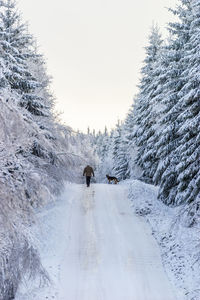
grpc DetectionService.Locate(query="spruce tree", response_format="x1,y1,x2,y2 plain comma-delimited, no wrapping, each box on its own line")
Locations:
172,0,200,205
123,105,135,178
153,0,196,205
0,0,47,116
132,25,163,183
112,121,129,180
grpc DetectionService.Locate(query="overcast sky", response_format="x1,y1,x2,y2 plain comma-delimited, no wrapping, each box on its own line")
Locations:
18,0,178,133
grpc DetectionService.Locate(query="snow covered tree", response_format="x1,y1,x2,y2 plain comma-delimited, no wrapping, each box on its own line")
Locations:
123,103,143,179
112,121,129,180
131,25,163,183
93,127,109,160
101,127,109,160
0,93,49,300
152,0,196,205
125,1,200,208
92,127,112,182
170,0,200,206
0,0,47,116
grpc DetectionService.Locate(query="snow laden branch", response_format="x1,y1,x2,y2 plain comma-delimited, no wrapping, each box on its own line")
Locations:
0,1,98,298
56,152,89,163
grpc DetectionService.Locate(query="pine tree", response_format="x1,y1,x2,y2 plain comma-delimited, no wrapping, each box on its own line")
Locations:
123,105,135,178
92,127,113,182
152,0,196,205
101,127,109,161
172,0,200,205
125,101,143,179
132,25,163,183
0,0,47,116
113,121,129,180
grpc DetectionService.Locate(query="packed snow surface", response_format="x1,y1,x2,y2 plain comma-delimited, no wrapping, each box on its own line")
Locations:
16,183,178,300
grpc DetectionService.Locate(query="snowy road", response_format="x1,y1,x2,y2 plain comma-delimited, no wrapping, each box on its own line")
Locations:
59,184,176,300
15,183,177,300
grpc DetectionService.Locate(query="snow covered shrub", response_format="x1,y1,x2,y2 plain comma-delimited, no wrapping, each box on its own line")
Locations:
0,96,50,299
0,228,49,300
0,90,97,299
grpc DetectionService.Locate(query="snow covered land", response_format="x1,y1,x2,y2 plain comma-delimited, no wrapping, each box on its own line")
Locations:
0,0,200,299
15,181,200,300
129,180,200,300
15,183,178,300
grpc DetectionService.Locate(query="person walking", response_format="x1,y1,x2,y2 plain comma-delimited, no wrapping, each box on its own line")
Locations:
83,165,94,187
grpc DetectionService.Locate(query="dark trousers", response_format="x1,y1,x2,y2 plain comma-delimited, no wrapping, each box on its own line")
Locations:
86,176,91,187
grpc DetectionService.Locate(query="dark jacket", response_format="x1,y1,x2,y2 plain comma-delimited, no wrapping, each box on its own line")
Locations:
83,165,94,177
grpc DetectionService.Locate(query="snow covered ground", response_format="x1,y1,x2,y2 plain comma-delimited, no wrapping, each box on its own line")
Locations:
129,180,200,300
15,182,181,300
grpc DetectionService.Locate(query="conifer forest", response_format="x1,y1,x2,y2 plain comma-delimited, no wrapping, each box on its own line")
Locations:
0,0,200,299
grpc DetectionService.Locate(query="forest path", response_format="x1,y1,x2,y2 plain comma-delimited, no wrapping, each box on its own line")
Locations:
58,183,177,300
15,183,177,300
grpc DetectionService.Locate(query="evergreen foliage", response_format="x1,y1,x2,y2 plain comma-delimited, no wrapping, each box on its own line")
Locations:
96,0,200,223
124,0,199,212
0,0,47,116
152,1,195,205
170,0,200,206
132,25,163,183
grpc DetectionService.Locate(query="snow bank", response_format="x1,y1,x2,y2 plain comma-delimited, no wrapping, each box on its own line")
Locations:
129,180,200,300
15,184,77,300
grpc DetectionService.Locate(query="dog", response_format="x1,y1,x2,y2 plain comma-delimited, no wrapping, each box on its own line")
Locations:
106,174,119,184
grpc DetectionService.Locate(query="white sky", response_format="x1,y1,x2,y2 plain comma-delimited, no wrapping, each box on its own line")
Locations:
18,0,178,133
